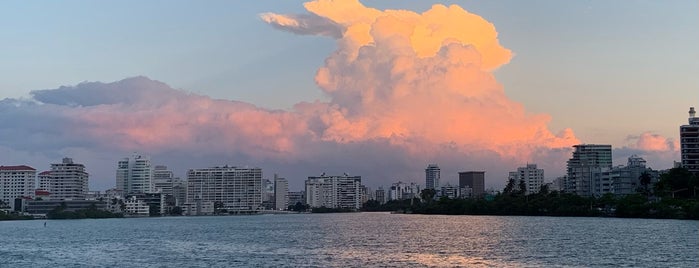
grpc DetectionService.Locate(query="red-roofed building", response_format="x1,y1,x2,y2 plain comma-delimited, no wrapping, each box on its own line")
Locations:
0,165,36,211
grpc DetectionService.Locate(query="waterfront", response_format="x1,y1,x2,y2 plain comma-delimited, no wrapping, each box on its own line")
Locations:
1,213,697,267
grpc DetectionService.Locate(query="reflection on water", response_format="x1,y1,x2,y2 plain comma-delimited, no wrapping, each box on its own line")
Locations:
0,213,696,267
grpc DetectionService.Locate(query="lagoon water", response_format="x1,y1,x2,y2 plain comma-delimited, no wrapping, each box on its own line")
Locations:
1,213,697,267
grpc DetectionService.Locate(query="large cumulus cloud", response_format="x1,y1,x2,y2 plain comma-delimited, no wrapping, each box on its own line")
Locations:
2,1,675,190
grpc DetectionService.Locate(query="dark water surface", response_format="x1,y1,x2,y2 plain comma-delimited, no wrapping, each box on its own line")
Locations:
1,213,697,267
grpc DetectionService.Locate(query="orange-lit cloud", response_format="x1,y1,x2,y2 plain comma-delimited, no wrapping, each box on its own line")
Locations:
263,0,578,160
0,1,584,188
627,132,678,152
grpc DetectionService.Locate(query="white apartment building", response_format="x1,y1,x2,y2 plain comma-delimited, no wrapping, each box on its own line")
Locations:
116,154,154,194
274,175,288,210
39,158,89,200
388,181,420,201
305,173,362,209
508,164,545,195
566,144,613,196
0,165,36,210
186,166,262,212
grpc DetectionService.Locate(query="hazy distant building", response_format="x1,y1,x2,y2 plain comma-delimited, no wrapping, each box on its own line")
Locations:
507,164,544,195
566,144,612,196
375,187,386,204
388,181,420,201
288,191,306,207
440,183,461,199
425,164,440,190
116,154,154,194
0,165,36,210
305,173,362,209
186,166,262,212
152,165,186,206
681,106,699,176
41,158,89,200
459,171,485,198
594,155,659,196
274,175,289,210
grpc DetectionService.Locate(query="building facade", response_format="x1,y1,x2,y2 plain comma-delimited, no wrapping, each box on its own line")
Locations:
0,165,36,210
388,181,420,201
507,164,545,195
186,166,262,212
305,173,362,209
566,144,613,196
594,156,659,196
681,106,699,176
425,164,440,190
459,171,485,198
41,158,89,200
274,175,288,210
116,154,154,194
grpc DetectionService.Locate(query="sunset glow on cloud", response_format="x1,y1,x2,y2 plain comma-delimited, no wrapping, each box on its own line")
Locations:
0,0,685,190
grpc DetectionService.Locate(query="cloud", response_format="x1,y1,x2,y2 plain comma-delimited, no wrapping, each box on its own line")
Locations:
628,132,679,152
259,13,343,38
1,1,582,189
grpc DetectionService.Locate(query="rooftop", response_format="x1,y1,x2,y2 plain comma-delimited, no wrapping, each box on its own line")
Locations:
0,165,36,171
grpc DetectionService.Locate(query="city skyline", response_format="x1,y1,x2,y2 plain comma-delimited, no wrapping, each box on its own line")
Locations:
1,1,697,191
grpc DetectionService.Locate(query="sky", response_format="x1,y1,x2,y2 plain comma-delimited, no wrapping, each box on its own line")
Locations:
0,0,697,191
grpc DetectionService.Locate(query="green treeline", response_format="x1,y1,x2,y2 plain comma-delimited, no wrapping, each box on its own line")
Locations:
363,167,699,220
47,203,123,219
0,211,33,221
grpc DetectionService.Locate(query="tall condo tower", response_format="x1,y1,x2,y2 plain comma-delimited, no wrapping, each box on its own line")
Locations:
116,154,154,194
680,106,699,175
425,164,441,190
566,144,612,196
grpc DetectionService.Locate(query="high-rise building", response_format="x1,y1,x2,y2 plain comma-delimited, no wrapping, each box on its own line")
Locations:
0,165,36,210
152,165,186,205
458,171,485,198
274,175,288,210
116,154,154,194
507,164,545,195
425,164,440,190
42,158,89,200
680,106,699,176
566,144,613,196
375,187,386,204
305,173,362,209
186,166,262,212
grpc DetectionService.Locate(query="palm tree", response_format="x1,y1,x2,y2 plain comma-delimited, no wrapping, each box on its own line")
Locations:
638,172,652,197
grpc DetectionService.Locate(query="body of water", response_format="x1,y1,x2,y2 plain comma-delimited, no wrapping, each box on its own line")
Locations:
1,213,697,267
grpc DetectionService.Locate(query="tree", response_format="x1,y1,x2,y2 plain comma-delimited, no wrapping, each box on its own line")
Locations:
213,201,225,214
171,206,183,216
655,167,698,199
420,189,437,202
518,179,527,195
638,172,652,197
503,179,516,195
